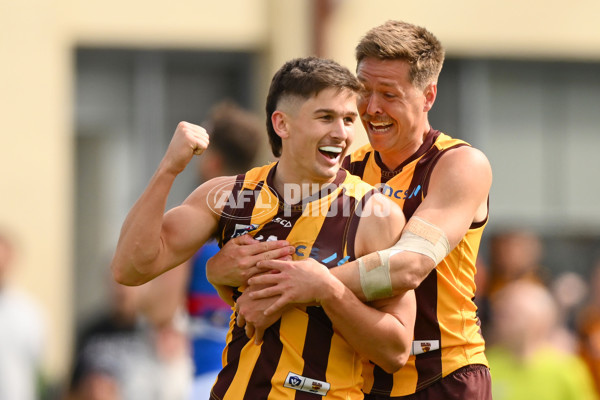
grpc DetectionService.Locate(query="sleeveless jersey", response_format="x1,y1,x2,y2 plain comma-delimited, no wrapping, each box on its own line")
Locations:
343,129,489,397
210,162,378,400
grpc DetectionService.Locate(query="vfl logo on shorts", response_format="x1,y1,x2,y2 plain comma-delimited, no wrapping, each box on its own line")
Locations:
284,372,330,396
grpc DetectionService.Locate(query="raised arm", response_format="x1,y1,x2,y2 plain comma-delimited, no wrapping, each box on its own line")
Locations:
111,122,226,286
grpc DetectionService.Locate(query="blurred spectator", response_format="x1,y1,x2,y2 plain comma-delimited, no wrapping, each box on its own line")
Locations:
67,274,192,400
487,229,548,296
139,101,264,398
551,271,588,353
0,230,47,400
487,280,597,400
67,276,143,399
67,369,120,400
476,229,548,340
577,258,600,395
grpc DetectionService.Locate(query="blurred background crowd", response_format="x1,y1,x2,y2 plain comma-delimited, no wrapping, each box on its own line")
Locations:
2,0,600,399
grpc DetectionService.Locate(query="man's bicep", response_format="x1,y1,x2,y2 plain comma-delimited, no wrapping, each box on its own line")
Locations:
414,147,491,249
354,193,406,257
161,204,219,267
161,178,229,266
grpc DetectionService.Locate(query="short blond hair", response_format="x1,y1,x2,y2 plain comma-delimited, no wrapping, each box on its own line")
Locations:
355,20,445,89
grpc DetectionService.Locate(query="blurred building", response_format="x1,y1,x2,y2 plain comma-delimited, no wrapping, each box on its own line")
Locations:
2,0,600,388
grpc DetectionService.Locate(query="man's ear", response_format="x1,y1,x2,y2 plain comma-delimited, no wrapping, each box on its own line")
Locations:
271,110,290,139
423,82,437,112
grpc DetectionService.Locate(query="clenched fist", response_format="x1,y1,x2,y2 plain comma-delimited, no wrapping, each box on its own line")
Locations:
161,121,210,175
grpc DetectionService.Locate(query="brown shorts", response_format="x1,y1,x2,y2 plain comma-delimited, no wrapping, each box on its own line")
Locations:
364,364,492,400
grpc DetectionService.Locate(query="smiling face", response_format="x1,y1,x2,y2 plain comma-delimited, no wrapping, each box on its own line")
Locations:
273,87,358,185
356,57,436,167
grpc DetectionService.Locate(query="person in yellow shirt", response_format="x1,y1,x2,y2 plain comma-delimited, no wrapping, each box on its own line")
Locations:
487,280,597,400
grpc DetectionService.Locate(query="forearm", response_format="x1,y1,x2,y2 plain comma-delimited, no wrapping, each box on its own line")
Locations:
112,165,178,285
320,278,412,373
331,251,433,301
245,257,415,361
329,260,365,300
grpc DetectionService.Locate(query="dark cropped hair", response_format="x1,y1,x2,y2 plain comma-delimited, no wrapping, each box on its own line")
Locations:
355,20,445,90
265,57,361,157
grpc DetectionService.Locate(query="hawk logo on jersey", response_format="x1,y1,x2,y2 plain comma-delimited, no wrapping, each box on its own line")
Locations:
411,339,440,355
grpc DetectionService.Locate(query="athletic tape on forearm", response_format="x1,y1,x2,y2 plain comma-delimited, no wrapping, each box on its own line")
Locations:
357,216,450,301
358,251,393,302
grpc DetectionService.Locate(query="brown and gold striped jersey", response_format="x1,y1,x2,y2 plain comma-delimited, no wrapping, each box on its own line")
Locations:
343,129,489,397
210,162,378,400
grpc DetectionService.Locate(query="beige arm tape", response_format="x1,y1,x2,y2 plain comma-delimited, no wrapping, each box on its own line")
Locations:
358,216,450,301
392,216,451,265
358,252,393,301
